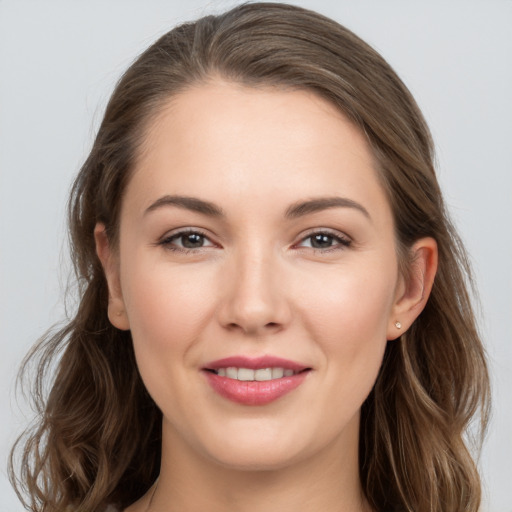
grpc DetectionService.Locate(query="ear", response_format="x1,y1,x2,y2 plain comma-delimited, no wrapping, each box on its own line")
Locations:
94,223,130,331
387,237,438,340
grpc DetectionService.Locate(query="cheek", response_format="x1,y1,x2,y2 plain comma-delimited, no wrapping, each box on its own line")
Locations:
119,255,221,423
296,258,396,393
300,261,396,341
120,255,218,361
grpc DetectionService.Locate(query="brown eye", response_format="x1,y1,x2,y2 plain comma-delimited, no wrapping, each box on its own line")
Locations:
179,233,206,248
298,231,351,251
310,233,335,249
159,230,215,252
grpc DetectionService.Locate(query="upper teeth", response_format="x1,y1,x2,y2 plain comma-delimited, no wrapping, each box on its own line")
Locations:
216,367,296,381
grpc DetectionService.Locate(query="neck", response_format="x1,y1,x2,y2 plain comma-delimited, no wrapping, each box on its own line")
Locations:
143,418,371,512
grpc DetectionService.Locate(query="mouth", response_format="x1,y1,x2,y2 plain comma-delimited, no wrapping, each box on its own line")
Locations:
202,356,312,405
204,367,310,381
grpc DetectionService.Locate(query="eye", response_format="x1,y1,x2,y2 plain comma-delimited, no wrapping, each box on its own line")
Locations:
158,229,216,252
297,231,351,251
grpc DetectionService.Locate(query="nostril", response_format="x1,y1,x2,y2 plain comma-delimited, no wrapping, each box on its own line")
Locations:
224,321,282,334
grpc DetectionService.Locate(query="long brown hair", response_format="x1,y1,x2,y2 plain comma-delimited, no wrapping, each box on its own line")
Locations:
10,3,490,511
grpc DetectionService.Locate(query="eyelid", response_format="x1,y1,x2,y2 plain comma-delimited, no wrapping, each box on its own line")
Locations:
155,226,351,253
157,227,219,251
293,228,352,250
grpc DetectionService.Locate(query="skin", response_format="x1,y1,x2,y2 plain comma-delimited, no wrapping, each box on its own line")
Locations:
95,80,437,512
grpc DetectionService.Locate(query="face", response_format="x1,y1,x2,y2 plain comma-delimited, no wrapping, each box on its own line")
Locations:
97,80,424,472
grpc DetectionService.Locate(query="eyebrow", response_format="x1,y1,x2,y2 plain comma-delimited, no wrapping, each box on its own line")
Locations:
285,196,371,220
145,195,225,217
144,194,370,220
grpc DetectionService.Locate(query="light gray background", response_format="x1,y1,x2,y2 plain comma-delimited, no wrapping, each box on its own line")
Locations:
1,0,510,510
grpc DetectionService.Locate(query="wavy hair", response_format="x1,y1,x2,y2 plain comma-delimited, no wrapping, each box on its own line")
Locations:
10,3,490,511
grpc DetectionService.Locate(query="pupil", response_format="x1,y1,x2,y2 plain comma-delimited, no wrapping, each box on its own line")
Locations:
182,233,203,248
311,234,332,248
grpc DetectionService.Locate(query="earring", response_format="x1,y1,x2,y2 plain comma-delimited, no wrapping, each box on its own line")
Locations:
395,321,402,329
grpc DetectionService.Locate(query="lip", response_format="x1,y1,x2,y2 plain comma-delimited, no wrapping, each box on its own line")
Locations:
202,355,311,406
204,355,309,372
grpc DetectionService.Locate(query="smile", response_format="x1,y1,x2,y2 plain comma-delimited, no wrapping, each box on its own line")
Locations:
213,367,299,381
203,356,312,406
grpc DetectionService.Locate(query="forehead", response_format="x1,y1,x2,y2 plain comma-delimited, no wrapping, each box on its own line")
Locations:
125,80,390,220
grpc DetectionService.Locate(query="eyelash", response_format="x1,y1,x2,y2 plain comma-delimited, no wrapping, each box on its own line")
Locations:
157,228,352,254
157,228,214,254
296,229,352,252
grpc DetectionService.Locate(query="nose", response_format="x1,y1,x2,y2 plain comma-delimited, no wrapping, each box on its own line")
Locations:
217,248,291,336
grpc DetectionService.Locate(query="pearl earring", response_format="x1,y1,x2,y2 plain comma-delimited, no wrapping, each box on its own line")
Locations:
395,321,402,329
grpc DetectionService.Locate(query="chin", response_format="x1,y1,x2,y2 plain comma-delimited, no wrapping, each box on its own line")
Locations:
196,422,320,472
208,447,305,472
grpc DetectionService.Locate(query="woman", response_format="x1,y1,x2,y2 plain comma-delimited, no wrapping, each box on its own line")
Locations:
10,3,490,512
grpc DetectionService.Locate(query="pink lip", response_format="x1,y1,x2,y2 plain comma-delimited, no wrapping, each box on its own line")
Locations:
202,355,311,406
